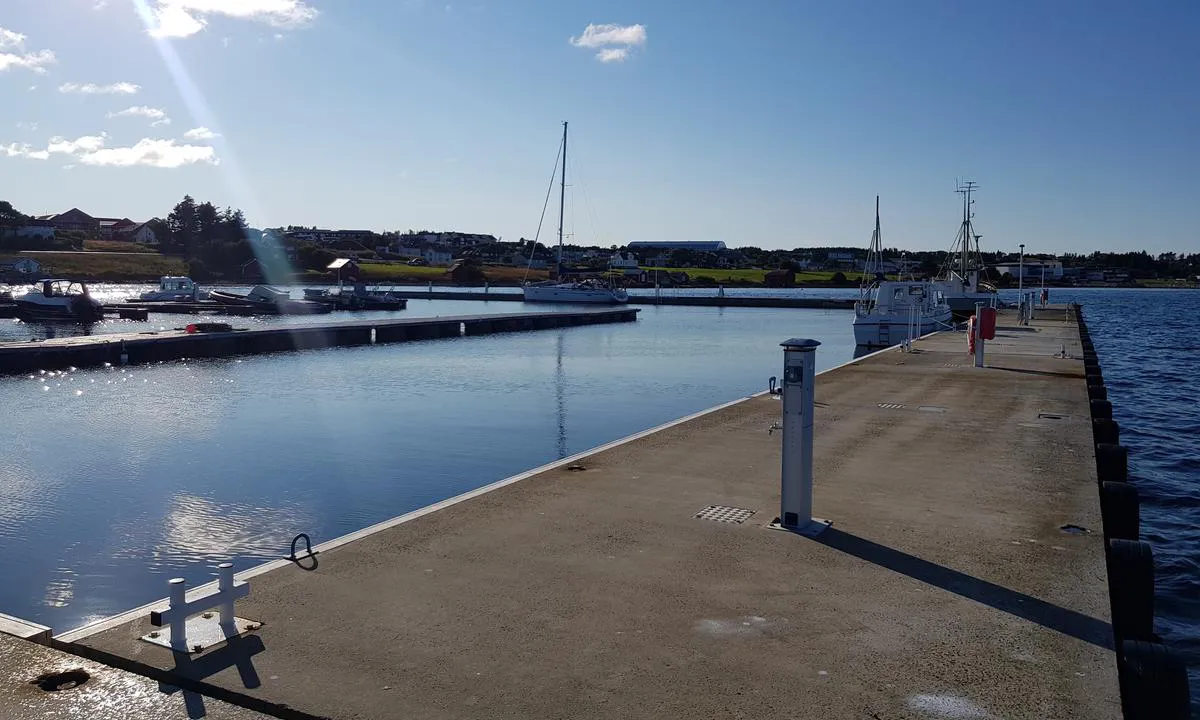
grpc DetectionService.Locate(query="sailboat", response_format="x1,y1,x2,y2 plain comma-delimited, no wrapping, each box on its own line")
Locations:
853,197,953,348
522,122,628,305
931,181,998,316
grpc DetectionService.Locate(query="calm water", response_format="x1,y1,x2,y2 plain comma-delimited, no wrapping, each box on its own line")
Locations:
1,285,1195,705
0,292,857,630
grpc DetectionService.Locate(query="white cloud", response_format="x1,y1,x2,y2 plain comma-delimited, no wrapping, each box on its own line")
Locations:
108,105,171,126
0,27,57,73
596,47,630,63
0,28,24,49
0,142,50,160
59,81,141,95
48,134,108,155
569,23,647,62
183,126,219,140
147,0,319,38
15,121,39,131
77,138,218,168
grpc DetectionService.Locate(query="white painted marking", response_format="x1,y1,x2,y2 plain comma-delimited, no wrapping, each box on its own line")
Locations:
907,694,992,718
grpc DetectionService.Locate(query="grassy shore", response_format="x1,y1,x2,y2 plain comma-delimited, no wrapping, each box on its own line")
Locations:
641,267,867,285
15,251,188,281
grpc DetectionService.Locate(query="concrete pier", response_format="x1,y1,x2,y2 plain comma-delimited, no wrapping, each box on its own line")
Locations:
51,307,1121,719
392,288,857,309
0,308,639,375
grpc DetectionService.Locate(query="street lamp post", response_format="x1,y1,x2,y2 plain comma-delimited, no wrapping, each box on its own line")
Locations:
1018,243,1026,323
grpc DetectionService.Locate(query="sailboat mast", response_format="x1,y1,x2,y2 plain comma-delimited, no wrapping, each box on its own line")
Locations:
557,121,567,273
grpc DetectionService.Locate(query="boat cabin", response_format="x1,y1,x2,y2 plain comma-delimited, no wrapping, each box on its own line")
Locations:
858,281,947,316
158,276,198,293
38,279,90,298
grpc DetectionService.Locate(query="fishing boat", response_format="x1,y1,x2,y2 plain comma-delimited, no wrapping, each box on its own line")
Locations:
853,198,953,348
138,276,208,302
209,285,332,315
14,279,105,322
523,122,628,305
931,181,999,316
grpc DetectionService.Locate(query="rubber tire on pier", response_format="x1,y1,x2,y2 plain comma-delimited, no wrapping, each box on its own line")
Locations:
1118,640,1191,720
1099,482,1139,541
1096,443,1129,484
1086,370,1104,386
1090,399,1113,420
1087,384,1108,402
1093,418,1120,446
1107,539,1155,644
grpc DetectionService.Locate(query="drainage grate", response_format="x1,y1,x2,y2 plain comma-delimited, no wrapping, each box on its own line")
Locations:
695,505,756,524
1038,413,1068,420
943,363,963,368
878,403,906,410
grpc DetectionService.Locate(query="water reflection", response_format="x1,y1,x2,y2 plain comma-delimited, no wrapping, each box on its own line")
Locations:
556,332,567,458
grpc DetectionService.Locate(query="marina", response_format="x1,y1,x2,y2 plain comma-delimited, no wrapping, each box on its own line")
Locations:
0,288,1195,720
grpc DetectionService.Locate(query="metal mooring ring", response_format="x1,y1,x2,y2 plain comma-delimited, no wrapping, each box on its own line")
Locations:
288,533,316,561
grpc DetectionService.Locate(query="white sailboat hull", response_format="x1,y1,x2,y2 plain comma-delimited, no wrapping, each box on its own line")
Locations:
522,285,628,304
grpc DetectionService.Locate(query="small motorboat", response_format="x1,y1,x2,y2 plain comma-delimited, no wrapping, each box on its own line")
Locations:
209,285,332,315
14,279,105,322
138,276,208,302
303,284,407,311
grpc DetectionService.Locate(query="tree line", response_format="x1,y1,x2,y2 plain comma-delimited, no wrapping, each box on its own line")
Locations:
153,195,253,279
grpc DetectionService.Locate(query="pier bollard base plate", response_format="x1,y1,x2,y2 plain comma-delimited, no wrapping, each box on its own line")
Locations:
140,615,259,653
768,517,832,537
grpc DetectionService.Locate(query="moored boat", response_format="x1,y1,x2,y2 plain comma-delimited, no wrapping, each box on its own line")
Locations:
303,285,407,311
852,198,953,348
522,122,628,305
137,276,208,302
14,279,105,322
933,181,1000,316
209,285,332,315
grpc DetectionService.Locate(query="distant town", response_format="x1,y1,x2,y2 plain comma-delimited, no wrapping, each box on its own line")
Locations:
1,198,1197,288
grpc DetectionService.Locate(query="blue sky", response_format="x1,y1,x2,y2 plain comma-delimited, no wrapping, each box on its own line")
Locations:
1,0,1196,254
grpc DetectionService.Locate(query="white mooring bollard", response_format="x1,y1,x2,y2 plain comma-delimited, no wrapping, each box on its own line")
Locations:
147,563,253,653
776,338,830,536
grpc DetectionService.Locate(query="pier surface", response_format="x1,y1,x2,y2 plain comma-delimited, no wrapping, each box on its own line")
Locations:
0,308,638,374
56,307,1116,719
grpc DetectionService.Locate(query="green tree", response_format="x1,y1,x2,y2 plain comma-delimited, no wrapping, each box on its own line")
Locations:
167,195,199,256
0,200,28,227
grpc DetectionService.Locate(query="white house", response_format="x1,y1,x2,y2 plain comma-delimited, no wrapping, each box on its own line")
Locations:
422,248,452,265
608,252,640,271
122,222,157,245
0,257,42,275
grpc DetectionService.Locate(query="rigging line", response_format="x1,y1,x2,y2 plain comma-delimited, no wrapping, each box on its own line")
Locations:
524,135,564,283
568,143,604,249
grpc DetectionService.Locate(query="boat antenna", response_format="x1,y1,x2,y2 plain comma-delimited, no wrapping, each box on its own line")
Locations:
556,121,568,278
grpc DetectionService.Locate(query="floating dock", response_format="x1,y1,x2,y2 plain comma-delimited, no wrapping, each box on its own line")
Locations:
31,305,1156,719
0,308,639,375
393,288,858,309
